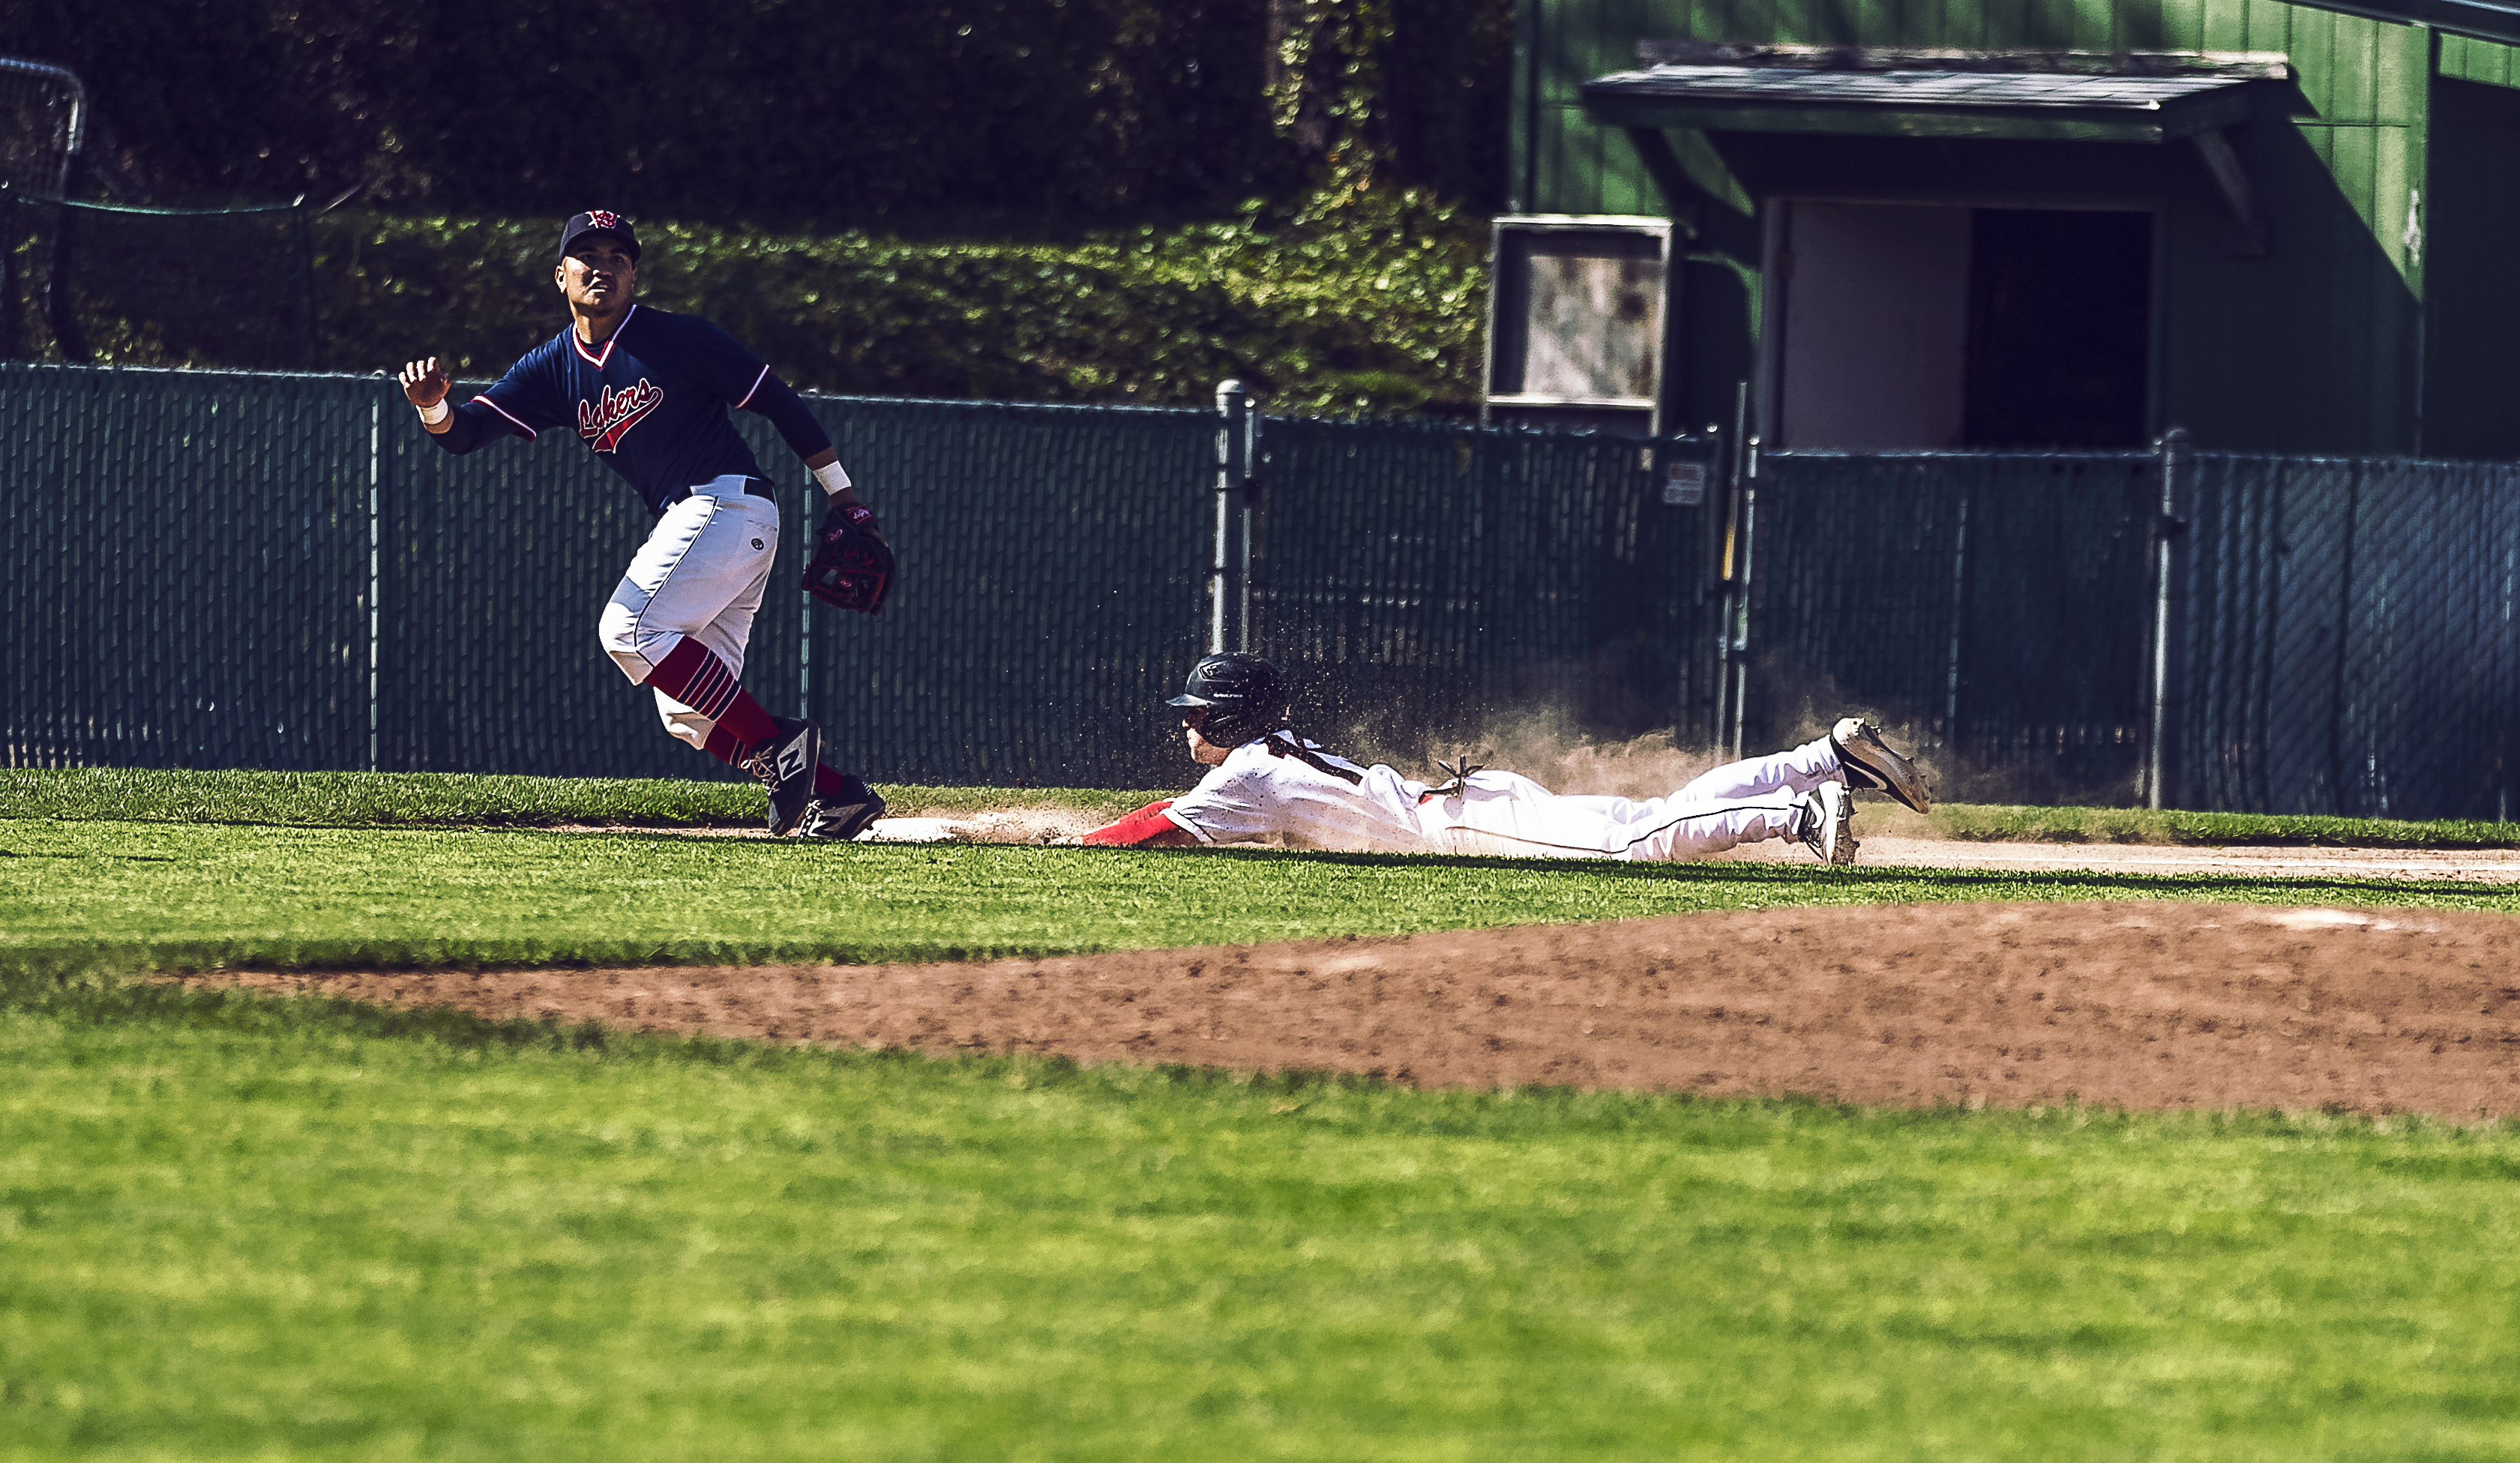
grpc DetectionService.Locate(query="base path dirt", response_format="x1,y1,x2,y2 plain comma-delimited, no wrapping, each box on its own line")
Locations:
184,901,2520,1119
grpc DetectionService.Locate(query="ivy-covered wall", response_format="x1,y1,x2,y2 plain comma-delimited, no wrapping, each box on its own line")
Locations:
313,193,1491,418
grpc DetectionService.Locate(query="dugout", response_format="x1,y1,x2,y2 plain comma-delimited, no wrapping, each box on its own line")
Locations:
1497,0,2520,457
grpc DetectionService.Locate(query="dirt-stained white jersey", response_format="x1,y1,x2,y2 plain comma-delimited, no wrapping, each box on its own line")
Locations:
1161,731,1433,851
1161,730,1850,862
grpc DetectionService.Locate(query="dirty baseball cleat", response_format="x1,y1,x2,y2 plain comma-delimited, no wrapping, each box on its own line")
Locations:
1793,781,1857,865
1832,716,1931,814
741,716,823,835
798,784,887,842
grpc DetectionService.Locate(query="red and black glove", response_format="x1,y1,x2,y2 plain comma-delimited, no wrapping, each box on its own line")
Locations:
802,502,894,615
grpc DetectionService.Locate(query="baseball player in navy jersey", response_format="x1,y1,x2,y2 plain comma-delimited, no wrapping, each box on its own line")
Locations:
1077,653,1930,862
395,210,885,838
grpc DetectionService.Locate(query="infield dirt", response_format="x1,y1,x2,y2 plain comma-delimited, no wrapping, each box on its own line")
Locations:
182,895,2520,1120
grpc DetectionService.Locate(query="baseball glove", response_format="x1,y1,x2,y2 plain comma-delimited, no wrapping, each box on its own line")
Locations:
802,502,894,615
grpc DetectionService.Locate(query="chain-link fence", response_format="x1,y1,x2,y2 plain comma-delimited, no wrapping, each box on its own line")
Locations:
1748,450,2161,801
1256,418,1726,757
1,363,1717,787
2,367,371,771
375,388,1232,787
10,358,2514,814
0,366,1224,783
1745,445,2520,819
2184,453,2520,821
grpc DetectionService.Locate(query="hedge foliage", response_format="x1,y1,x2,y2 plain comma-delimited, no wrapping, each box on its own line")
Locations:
2,0,1508,225
10,1,1502,411
317,186,1491,417
4,1,1514,414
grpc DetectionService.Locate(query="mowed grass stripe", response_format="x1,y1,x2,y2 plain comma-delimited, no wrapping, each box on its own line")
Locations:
0,766,1158,829
4,1005,2516,1461
9,820,2520,977
12,767,2520,848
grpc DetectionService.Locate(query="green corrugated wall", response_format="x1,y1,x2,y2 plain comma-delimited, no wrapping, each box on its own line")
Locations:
1516,0,2520,457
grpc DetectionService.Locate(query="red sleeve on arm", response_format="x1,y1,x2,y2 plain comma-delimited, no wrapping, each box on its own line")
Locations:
1080,799,1183,846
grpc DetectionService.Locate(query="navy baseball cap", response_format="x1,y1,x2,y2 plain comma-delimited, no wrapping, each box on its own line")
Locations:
558,209,640,261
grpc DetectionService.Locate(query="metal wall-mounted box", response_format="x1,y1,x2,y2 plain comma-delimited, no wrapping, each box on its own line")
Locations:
1481,214,1675,436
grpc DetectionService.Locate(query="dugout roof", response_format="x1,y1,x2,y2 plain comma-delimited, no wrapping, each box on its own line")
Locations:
1579,47,2283,144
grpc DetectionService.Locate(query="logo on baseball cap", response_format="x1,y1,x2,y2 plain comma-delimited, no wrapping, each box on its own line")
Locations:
559,209,640,261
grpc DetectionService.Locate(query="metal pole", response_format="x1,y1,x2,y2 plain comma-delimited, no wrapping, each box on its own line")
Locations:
799,477,814,721
368,397,382,772
1212,380,1251,654
1237,399,1257,650
2147,427,2192,810
0,58,93,362
1713,380,1748,749
1943,491,1970,748
1731,433,1760,761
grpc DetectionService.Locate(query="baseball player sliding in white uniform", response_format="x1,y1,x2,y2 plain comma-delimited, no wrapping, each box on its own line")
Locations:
394,210,884,840
1077,653,1929,863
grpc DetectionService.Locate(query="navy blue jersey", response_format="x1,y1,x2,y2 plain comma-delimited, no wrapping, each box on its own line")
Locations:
432,305,834,517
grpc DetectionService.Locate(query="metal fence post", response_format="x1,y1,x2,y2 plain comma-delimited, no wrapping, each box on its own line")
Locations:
367,394,382,772
2147,427,2193,809
1709,383,1746,751
1729,433,1760,761
1211,380,1253,653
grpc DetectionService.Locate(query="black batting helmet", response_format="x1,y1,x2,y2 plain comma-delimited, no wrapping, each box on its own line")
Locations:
1167,652,1287,748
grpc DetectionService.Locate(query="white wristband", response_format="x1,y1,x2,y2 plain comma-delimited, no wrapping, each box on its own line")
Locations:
812,460,852,497
418,397,450,425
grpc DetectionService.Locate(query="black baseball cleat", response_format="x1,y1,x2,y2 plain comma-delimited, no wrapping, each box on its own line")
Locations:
1831,717,1931,814
1793,781,1857,865
799,787,887,842
740,717,823,835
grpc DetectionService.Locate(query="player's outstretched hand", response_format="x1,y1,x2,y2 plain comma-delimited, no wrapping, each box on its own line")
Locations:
397,357,448,409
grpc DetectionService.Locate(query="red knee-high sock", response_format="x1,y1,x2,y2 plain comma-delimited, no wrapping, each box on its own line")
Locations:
648,638,779,754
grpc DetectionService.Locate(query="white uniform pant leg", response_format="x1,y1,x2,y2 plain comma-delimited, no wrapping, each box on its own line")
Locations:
1671,735,1843,803
1427,772,1809,862
1551,736,1842,862
594,488,781,750
1612,788,1807,862
1422,772,1602,856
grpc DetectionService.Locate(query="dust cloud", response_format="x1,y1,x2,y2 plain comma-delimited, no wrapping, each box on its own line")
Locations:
1337,702,1946,804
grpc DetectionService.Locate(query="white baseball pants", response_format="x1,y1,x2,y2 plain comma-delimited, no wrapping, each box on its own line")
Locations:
1424,736,1845,861
595,477,780,749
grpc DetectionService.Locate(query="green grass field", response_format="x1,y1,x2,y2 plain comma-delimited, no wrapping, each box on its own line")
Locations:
19,818,2520,979
6,772,2519,1459
14,764,2520,847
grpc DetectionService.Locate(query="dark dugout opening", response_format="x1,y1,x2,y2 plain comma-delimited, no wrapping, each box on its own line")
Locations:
1962,208,2152,448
